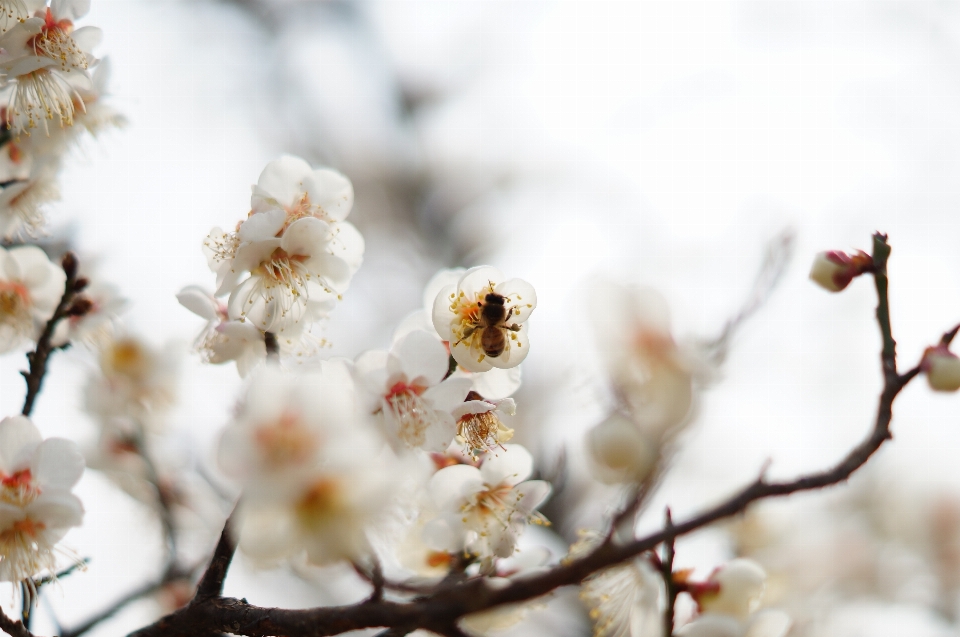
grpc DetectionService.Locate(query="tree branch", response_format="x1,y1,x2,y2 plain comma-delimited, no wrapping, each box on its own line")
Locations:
195,506,238,600
661,509,677,637
0,605,39,637
123,233,926,637
21,252,84,417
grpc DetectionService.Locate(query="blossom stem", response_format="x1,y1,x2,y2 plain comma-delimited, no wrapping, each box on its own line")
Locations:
21,252,84,417
264,331,279,360
195,504,238,600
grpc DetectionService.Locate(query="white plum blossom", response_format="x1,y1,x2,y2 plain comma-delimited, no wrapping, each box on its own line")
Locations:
0,415,84,593
0,152,59,239
427,444,550,564
355,329,472,452
219,362,402,565
83,334,179,435
571,530,663,637
433,266,536,373
592,282,704,442
177,285,267,377
679,559,790,637
0,0,102,135
204,155,364,333
0,244,65,352
453,393,515,458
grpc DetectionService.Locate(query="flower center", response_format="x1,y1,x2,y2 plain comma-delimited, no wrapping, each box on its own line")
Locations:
457,411,514,458
254,411,317,470
29,9,86,70
0,469,38,507
386,382,441,448
295,477,343,531
0,280,30,328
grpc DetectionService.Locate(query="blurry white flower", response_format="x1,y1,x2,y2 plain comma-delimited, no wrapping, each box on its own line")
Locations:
219,362,403,565
83,334,179,434
0,244,64,352
0,0,102,135
427,444,550,562
433,266,536,373
572,530,663,637
0,151,58,239
921,345,960,392
586,412,658,485
0,415,84,591
52,276,125,347
354,329,472,452
680,559,790,637
204,155,364,333
808,250,872,293
453,392,515,458
592,282,700,441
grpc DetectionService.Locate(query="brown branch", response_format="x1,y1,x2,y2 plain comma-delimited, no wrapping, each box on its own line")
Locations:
21,252,85,417
123,233,926,637
195,506,238,600
661,509,677,637
0,606,37,637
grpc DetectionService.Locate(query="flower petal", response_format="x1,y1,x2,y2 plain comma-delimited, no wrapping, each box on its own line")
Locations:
480,444,532,486
281,217,330,259
0,416,41,474
302,168,353,221
177,285,219,320
429,464,483,510
457,266,504,298
239,208,286,243
254,155,314,210
394,329,449,387
31,438,84,490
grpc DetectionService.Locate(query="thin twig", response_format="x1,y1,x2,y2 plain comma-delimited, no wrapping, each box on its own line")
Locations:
21,252,83,417
661,509,677,637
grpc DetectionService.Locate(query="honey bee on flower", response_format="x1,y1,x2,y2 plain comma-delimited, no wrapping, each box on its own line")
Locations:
432,266,536,373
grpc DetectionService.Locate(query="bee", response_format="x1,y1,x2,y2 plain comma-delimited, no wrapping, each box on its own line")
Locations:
470,292,521,358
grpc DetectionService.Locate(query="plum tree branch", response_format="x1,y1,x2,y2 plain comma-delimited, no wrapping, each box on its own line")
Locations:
21,252,85,417
123,233,926,637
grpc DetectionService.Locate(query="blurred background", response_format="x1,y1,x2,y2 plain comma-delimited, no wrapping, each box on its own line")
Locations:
5,1,960,635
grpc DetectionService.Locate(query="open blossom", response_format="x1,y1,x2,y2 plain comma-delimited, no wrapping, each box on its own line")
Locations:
0,415,84,591
177,285,267,377
0,152,59,239
0,0,102,135
204,155,364,333
83,334,179,434
427,444,550,563
0,244,65,352
354,329,472,452
219,362,401,565
679,559,790,637
432,266,536,373
453,392,516,458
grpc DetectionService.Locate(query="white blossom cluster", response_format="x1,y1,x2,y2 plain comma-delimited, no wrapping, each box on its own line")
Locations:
0,0,121,239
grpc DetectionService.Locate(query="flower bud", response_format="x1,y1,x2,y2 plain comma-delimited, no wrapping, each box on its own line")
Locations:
696,559,767,620
586,413,658,485
921,345,960,392
809,250,872,292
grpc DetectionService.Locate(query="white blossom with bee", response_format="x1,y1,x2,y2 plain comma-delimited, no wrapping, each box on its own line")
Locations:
432,266,536,373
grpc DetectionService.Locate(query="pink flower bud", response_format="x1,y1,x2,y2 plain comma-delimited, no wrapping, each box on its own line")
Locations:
922,345,960,392
809,250,872,292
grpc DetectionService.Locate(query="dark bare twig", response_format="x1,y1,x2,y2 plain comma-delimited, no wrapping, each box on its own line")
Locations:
195,507,238,600
121,234,930,637
21,252,85,417
661,509,677,637
0,606,37,637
